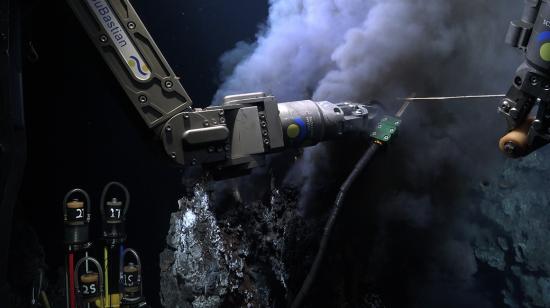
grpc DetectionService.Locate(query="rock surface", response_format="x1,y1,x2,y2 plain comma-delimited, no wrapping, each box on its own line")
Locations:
160,149,550,308
474,149,550,307
159,184,311,307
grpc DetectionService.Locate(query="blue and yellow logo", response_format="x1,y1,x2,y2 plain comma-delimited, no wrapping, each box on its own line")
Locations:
286,117,307,141
127,55,150,77
537,31,550,61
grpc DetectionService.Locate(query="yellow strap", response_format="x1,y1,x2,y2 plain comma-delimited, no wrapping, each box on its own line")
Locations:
110,293,121,307
95,294,120,308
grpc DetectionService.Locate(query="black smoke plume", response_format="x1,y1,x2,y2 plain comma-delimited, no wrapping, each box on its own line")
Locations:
212,0,524,306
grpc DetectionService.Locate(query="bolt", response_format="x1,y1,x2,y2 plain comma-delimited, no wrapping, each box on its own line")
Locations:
99,35,108,43
263,130,269,137
509,107,519,119
219,117,225,124
165,126,172,132
500,100,511,112
261,121,267,128
138,95,148,103
127,21,136,29
260,114,266,120
530,75,540,86
165,80,173,88
383,135,389,141
533,119,543,131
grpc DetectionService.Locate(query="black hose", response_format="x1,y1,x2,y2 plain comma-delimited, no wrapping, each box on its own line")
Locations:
291,142,381,308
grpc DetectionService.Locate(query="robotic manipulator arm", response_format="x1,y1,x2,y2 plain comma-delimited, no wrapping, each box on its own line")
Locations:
68,0,373,178
500,0,550,157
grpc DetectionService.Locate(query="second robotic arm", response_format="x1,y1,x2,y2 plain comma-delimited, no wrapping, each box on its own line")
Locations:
500,0,550,157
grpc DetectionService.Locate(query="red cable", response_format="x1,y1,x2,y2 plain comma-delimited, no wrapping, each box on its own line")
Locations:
68,252,76,308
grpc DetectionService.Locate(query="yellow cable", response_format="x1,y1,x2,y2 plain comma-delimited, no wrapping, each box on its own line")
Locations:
40,291,51,308
104,247,110,307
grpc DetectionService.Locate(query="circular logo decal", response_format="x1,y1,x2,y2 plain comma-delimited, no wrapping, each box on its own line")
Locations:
286,118,307,140
537,31,550,61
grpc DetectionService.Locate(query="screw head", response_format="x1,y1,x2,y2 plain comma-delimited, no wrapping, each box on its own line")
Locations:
514,77,522,86
533,119,543,131
138,95,148,103
170,152,177,159
183,114,190,119
530,75,539,86
264,139,270,145
165,80,173,88
165,126,172,132
99,35,108,43
219,117,226,124
203,121,209,127
509,107,519,119
127,21,136,30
